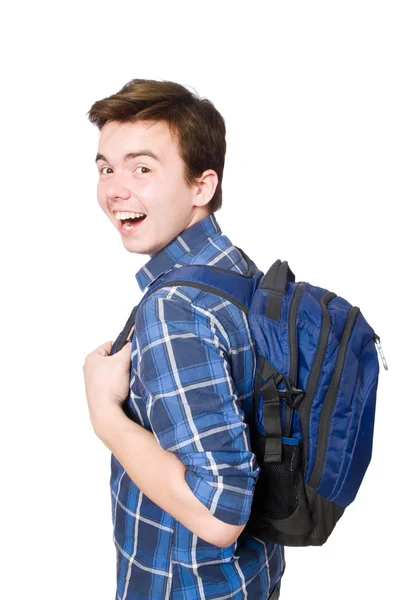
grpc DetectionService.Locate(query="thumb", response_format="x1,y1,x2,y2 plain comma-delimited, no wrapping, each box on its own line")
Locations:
120,341,132,360
96,341,113,356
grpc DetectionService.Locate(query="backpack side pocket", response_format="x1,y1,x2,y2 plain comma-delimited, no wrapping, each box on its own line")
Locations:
245,424,313,545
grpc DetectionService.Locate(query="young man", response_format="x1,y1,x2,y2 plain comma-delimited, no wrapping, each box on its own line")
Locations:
83,79,285,600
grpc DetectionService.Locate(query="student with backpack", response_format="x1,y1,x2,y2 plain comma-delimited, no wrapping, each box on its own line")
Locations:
83,78,384,599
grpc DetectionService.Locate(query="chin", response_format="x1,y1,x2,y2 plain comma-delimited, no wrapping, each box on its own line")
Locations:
120,238,155,257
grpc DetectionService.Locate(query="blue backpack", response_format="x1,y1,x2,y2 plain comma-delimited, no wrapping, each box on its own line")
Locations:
111,248,387,547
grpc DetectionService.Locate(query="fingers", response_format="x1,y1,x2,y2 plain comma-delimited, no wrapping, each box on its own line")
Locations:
85,340,131,363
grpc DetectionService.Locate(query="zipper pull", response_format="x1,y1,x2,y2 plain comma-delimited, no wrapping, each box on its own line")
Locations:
374,334,388,370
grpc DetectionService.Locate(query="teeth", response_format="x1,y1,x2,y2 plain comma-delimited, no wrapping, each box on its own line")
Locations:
114,211,146,220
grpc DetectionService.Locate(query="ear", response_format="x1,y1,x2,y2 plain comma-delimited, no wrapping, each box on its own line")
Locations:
192,169,219,209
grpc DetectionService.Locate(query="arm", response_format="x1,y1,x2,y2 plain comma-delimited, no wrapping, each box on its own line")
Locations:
101,412,245,548
104,289,259,547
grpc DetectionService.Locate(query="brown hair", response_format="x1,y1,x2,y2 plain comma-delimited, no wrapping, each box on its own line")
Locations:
86,78,226,213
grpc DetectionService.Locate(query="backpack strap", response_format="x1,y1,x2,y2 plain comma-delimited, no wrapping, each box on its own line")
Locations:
141,251,263,312
258,259,296,462
110,248,261,356
110,305,139,355
259,362,284,463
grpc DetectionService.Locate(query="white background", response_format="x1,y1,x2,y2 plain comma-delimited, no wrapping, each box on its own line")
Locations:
1,1,396,598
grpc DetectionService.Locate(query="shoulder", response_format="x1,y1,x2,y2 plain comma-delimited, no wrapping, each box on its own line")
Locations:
135,285,230,348
135,238,252,346
136,281,251,355
187,235,249,276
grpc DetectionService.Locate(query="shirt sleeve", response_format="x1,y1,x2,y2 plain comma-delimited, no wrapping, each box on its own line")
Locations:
133,289,260,526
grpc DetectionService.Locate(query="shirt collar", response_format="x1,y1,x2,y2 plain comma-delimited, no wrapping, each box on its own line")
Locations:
135,213,222,291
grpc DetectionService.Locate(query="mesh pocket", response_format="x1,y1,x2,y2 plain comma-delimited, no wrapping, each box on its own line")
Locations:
251,433,302,520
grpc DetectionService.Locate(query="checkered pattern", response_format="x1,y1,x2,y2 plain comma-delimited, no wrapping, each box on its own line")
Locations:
110,213,285,599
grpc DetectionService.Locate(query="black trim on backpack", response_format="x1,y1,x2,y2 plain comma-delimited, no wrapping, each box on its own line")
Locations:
289,282,306,386
304,486,345,545
299,291,337,473
244,483,345,546
308,305,361,489
285,282,306,436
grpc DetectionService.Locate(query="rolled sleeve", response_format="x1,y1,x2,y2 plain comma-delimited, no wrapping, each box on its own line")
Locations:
134,289,260,526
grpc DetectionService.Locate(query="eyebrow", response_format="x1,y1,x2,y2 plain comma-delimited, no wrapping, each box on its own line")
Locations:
95,150,162,164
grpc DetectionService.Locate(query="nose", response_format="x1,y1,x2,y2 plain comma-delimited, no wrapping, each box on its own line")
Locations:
105,172,132,201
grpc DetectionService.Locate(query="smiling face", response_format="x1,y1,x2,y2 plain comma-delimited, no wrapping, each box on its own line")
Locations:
96,119,218,256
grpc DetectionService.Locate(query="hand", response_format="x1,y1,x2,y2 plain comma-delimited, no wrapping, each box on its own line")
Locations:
83,340,132,435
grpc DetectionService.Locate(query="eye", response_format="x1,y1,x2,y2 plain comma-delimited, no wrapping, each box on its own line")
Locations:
98,165,150,175
99,166,113,175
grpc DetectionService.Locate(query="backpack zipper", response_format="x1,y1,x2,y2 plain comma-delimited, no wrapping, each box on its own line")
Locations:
308,305,360,489
300,291,336,473
285,282,306,435
289,282,306,385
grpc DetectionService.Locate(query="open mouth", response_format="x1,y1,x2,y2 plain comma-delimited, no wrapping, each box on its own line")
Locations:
121,215,146,229
118,214,147,231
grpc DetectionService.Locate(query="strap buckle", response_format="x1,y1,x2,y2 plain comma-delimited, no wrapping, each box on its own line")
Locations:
258,372,305,463
277,374,305,410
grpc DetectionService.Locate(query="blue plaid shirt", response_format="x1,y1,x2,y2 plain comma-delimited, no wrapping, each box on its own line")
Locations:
110,213,285,599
